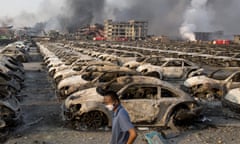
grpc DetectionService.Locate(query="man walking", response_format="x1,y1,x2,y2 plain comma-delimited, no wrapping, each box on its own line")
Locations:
103,91,137,144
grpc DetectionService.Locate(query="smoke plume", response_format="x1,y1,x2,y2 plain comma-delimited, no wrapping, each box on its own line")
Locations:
179,0,213,41
60,0,106,32
0,17,14,27
106,0,240,37
105,0,189,36
1,0,106,33
1,0,240,37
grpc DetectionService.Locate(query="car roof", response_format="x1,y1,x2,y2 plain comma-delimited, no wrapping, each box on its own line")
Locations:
85,65,137,73
102,76,190,98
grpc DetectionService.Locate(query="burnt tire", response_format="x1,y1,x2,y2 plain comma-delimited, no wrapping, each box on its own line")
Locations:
74,111,108,130
169,108,192,128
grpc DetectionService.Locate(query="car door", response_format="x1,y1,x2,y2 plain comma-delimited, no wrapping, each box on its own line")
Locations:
156,87,180,123
182,61,193,74
118,84,160,123
162,60,184,79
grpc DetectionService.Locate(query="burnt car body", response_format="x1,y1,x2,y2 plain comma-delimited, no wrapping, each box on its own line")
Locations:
0,55,25,82
48,59,93,77
1,44,30,62
136,58,203,80
0,95,22,129
184,70,240,100
57,66,139,99
223,88,240,113
123,56,163,70
0,72,21,94
62,76,202,129
53,62,116,84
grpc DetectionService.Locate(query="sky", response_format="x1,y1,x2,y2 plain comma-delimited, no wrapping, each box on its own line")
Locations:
0,0,43,17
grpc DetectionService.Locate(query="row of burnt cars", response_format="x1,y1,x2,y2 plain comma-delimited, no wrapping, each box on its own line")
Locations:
126,41,240,62
95,41,240,67
0,41,31,130
70,42,240,103
37,41,240,130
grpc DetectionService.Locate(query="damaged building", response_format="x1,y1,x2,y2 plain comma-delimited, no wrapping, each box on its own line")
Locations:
104,19,148,41
194,31,224,41
73,24,104,40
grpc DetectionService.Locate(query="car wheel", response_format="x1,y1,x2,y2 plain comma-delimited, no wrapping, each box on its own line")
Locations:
75,111,108,130
168,107,193,130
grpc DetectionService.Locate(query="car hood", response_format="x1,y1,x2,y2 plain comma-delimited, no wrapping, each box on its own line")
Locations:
224,88,240,104
57,75,88,89
64,87,103,108
136,64,161,72
120,57,136,64
49,64,69,73
48,61,63,68
54,69,76,79
184,75,219,88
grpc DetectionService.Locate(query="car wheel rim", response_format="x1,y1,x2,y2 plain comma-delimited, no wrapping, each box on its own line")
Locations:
78,111,105,130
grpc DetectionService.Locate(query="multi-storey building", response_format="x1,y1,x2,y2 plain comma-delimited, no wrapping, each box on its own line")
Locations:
104,19,148,41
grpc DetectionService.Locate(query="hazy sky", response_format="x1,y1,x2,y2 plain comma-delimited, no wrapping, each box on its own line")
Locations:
0,0,239,36
0,0,44,17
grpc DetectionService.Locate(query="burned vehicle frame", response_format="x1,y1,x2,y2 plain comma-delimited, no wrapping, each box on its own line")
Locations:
62,76,202,129
0,93,22,129
183,70,240,100
136,58,203,80
53,62,116,85
57,66,139,99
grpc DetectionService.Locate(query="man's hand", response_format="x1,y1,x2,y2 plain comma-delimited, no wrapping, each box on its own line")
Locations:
126,128,137,144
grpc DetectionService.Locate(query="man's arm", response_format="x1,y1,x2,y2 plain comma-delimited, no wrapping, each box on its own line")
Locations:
126,128,137,144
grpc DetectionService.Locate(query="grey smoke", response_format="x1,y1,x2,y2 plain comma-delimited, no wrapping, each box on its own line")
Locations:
1,0,240,37
60,0,106,32
106,0,189,36
33,0,106,33
180,0,212,41
108,0,240,37
0,17,13,27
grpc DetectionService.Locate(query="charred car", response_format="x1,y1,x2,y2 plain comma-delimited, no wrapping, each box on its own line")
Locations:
0,72,22,95
222,88,240,114
0,55,25,82
136,58,203,80
183,70,240,100
123,56,163,70
57,66,139,99
62,76,202,129
53,62,115,84
1,44,30,62
0,95,22,129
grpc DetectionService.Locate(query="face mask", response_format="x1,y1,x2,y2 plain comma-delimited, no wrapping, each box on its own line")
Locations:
106,104,114,111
